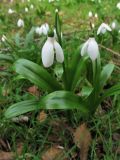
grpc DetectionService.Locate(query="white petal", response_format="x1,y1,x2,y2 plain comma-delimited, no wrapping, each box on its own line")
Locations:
103,23,112,31
81,40,89,56
87,38,99,60
54,41,64,63
41,25,48,35
42,40,54,67
97,25,103,35
97,23,111,35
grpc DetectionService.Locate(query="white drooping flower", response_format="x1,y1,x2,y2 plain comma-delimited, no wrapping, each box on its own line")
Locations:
36,23,49,35
42,37,64,67
88,11,93,18
91,23,95,28
17,19,24,27
97,23,112,35
1,35,7,42
111,22,116,30
30,4,34,9
25,7,29,12
8,8,15,14
81,37,99,61
95,13,98,18
49,0,55,2
116,2,120,9
35,27,42,35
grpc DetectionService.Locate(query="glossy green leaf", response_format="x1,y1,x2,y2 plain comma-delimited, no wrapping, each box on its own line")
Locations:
39,91,88,112
5,100,38,118
5,91,88,118
0,54,14,63
14,59,62,92
100,64,114,89
66,50,88,90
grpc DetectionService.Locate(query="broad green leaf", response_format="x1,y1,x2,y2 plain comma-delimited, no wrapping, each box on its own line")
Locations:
39,91,88,112
14,59,62,92
100,64,114,89
5,100,38,118
71,57,88,90
81,86,93,97
67,52,88,90
0,54,14,63
5,91,88,118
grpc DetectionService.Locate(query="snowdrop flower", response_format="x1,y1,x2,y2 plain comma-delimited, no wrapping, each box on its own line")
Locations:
42,36,64,67
35,24,49,36
116,2,120,9
25,7,29,12
35,27,42,35
17,19,24,27
111,22,116,30
95,13,98,18
8,8,15,14
41,23,49,35
30,4,34,9
49,0,55,2
1,35,7,42
55,8,58,13
88,11,93,18
97,23,112,35
81,37,99,61
91,23,95,28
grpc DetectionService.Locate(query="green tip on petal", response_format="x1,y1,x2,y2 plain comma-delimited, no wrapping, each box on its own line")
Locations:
48,30,54,37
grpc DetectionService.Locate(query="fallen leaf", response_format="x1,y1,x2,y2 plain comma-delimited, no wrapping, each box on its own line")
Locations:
73,123,92,160
0,151,14,160
112,133,120,141
37,111,47,123
0,143,23,160
27,85,39,96
42,146,67,160
12,116,29,123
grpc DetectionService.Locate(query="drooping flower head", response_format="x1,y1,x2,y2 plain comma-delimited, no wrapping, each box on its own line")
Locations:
116,2,120,9
88,11,93,18
1,35,7,42
17,19,24,27
25,7,29,12
97,23,112,35
41,33,64,67
8,8,15,14
81,37,99,61
35,23,49,36
111,22,116,30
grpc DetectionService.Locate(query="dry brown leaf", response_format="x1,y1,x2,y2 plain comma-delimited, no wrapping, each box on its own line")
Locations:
27,85,39,96
0,151,14,160
37,111,47,123
42,146,67,160
12,116,29,123
73,123,92,160
0,143,23,160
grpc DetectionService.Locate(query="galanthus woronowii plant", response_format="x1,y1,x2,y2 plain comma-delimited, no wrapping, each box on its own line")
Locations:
5,10,120,119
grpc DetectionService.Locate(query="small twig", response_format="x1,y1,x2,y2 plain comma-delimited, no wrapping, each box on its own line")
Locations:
99,44,120,58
